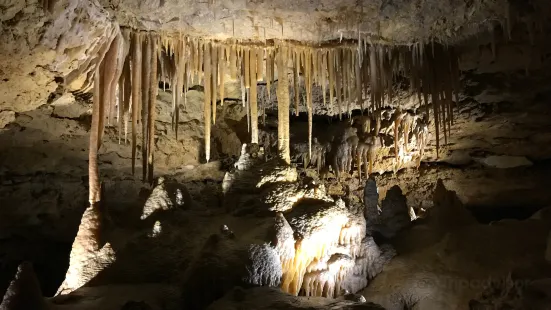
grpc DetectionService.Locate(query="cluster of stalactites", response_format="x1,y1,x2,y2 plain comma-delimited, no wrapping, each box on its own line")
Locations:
157,36,280,163
88,31,461,204
89,29,159,206
156,37,460,164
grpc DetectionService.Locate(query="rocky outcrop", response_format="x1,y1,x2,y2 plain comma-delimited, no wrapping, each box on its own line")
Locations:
364,179,411,239
0,262,46,310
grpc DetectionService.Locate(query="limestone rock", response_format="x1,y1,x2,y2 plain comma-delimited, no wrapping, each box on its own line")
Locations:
376,186,411,239
0,111,16,129
56,204,116,296
180,232,282,310
0,262,46,310
478,155,533,169
140,177,192,220
426,179,476,232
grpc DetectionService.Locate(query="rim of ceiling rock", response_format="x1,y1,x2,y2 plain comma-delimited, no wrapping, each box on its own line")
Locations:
101,0,511,45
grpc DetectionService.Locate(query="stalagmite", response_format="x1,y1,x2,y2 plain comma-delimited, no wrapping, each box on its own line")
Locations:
131,32,141,176
277,45,290,164
250,47,259,144
204,42,212,163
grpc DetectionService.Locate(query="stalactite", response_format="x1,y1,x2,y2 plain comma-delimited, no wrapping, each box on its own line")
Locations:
122,55,131,144
335,49,342,120
266,49,272,100
257,48,264,82
147,34,158,184
204,42,212,163
99,34,122,146
369,46,378,111
172,41,180,137
277,45,290,164
429,55,441,158
355,51,362,112
92,32,464,181
344,49,351,117
89,65,102,205
211,44,218,125
244,48,251,89
131,32,141,176
141,33,152,182
219,46,226,107
305,49,313,159
176,38,186,139
328,49,335,114
230,44,237,79
250,47,259,144
117,76,124,144
240,67,246,109
293,50,300,116
321,50,327,106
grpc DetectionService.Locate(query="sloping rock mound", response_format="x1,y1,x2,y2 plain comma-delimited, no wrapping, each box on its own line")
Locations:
469,276,551,310
206,287,385,310
0,262,46,310
49,284,181,310
361,180,551,309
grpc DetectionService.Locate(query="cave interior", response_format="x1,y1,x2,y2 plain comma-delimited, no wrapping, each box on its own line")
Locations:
2,0,551,309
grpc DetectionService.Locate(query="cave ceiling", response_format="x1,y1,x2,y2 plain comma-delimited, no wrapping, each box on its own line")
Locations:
100,0,510,44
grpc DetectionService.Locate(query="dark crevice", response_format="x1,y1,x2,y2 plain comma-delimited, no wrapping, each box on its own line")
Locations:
467,205,543,224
